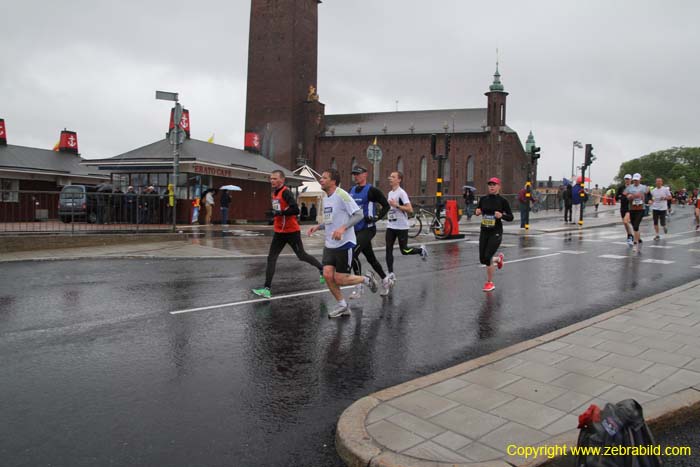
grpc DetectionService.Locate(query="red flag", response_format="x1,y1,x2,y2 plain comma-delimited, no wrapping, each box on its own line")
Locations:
58,130,78,154
244,132,261,152
0,119,6,145
169,108,191,137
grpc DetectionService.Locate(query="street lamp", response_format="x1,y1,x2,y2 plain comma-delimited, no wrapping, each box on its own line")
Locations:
571,140,583,180
156,90,182,231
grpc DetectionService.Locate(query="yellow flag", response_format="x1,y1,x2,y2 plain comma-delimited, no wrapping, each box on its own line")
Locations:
52,140,60,151
207,133,215,143
372,136,377,145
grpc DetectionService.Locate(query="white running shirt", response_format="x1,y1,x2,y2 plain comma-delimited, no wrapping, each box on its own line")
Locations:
650,186,671,211
322,187,360,249
387,187,411,230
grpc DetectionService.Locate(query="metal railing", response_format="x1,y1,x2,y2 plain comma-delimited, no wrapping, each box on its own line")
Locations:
0,191,173,233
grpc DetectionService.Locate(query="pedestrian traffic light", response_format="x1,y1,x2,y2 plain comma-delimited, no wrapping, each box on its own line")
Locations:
530,146,541,160
444,134,451,156
430,134,437,157
584,144,595,166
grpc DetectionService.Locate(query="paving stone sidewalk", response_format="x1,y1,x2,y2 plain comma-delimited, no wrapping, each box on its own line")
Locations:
336,279,700,467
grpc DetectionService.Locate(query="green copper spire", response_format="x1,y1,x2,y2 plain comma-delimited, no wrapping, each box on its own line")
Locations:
525,130,536,152
489,61,505,92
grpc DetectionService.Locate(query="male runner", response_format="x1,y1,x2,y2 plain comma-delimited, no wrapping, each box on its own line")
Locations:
307,168,378,318
624,173,648,254
348,166,391,298
649,177,672,241
385,171,428,285
694,194,700,230
474,177,513,292
252,170,323,299
617,174,634,247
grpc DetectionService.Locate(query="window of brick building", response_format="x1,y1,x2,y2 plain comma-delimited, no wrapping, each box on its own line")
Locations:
397,157,403,175
420,157,427,193
331,158,337,170
467,156,474,183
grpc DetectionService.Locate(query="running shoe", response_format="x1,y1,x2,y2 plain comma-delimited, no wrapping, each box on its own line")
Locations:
696,224,699,231
380,277,391,296
349,284,363,300
654,235,660,241
663,226,668,234
364,271,378,293
495,253,505,270
319,275,326,285
632,244,638,254
420,245,429,260
389,272,397,283
626,236,633,248
482,281,496,292
251,287,272,299
328,303,351,318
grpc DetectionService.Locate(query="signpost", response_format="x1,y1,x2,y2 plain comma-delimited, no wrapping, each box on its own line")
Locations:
156,90,181,231
366,143,383,188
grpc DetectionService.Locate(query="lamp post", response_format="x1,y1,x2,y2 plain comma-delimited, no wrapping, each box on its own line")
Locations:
156,90,181,231
571,140,583,180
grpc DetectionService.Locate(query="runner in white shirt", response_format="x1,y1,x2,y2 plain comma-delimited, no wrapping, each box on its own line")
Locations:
384,171,428,289
623,173,648,253
649,177,672,241
307,168,378,318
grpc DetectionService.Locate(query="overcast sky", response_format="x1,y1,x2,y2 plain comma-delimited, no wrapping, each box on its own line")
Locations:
2,0,698,186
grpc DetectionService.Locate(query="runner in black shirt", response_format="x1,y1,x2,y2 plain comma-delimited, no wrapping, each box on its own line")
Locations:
616,174,634,247
474,177,514,292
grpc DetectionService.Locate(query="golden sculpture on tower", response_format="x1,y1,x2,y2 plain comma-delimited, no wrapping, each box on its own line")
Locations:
307,85,319,102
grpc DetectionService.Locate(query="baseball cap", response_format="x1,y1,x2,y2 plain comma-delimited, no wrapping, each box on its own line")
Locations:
351,165,368,174
623,174,632,180
487,177,501,185
632,173,641,181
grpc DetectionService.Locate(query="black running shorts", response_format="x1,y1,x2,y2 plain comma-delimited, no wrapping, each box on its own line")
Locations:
629,210,644,231
479,231,502,266
652,210,667,226
322,247,353,274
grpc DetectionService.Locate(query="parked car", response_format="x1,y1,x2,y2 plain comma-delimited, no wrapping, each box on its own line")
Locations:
58,185,98,223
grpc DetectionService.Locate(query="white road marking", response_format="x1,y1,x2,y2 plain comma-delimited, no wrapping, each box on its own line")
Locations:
690,249,700,253
558,250,587,254
599,254,629,259
611,242,629,246
693,265,700,269
504,253,561,264
170,286,354,315
642,259,675,265
669,237,700,246
647,245,674,249
523,247,551,251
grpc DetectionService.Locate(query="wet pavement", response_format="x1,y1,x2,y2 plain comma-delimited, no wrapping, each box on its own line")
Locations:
1,211,699,466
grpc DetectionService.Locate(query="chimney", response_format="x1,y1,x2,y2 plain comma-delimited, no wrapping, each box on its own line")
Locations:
169,107,191,139
0,118,7,146
58,129,79,154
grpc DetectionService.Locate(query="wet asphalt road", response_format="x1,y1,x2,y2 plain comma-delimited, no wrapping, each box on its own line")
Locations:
1,213,700,467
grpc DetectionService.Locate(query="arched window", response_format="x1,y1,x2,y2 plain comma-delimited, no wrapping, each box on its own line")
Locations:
443,157,451,193
396,157,404,174
467,156,474,183
420,157,427,193
331,157,337,170
351,157,357,170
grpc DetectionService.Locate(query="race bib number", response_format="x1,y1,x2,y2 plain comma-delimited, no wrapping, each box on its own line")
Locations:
272,199,281,211
323,207,333,224
388,209,398,221
481,214,496,228
632,198,644,206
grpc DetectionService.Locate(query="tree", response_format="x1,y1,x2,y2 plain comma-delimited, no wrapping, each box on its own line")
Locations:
616,147,700,191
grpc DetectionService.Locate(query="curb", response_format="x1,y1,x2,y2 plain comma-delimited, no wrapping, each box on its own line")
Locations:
335,279,700,467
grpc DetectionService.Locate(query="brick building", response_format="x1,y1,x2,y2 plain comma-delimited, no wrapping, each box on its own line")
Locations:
244,0,531,195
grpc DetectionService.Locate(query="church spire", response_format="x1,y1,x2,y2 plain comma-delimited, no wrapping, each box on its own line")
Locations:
525,130,536,152
489,60,505,92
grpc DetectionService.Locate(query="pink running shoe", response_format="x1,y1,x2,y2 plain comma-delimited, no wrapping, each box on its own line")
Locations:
495,253,504,270
483,281,496,292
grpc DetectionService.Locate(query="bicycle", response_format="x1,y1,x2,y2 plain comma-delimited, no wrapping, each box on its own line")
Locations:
407,206,453,239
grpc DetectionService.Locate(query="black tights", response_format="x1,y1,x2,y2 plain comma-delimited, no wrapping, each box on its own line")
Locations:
351,228,386,279
264,231,322,288
385,228,421,274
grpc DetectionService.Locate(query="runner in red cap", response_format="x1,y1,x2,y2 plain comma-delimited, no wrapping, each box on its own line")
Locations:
474,177,513,292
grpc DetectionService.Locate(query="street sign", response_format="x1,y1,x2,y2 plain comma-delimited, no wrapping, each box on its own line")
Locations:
156,90,179,102
366,144,382,163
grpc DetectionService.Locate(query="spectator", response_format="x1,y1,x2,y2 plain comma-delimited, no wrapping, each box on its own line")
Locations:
126,186,137,224
517,186,533,228
591,184,602,212
204,189,215,225
300,202,308,221
462,187,475,220
142,186,158,224
563,183,573,223
220,189,231,225
309,203,317,222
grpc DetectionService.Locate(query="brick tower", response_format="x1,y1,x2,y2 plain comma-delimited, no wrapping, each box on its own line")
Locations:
244,0,324,170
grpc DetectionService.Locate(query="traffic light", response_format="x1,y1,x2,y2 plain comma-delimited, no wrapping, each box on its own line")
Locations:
430,134,437,157
444,134,451,156
530,146,541,160
584,144,595,166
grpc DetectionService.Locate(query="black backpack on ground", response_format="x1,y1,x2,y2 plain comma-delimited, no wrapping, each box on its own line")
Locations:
576,399,662,467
